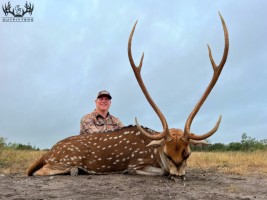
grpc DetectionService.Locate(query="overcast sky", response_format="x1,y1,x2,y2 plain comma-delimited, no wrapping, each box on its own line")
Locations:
1,0,266,149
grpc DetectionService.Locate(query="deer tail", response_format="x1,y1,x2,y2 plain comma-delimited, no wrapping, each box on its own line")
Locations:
26,153,46,176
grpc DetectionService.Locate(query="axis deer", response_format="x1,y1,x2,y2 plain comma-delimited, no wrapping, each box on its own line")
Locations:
27,13,229,178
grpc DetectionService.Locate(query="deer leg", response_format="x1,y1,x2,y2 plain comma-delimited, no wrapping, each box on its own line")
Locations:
70,167,79,176
129,165,165,176
33,163,71,176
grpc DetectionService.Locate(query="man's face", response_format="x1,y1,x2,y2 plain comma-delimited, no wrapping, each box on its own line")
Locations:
95,96,111,113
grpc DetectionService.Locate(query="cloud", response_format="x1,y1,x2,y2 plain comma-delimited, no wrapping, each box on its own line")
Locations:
1,1,267,149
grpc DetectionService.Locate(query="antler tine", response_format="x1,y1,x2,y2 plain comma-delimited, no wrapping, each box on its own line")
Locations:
128,20,170,140
183,12,229,141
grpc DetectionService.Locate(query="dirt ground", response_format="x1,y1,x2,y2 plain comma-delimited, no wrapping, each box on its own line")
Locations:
0,168,266,200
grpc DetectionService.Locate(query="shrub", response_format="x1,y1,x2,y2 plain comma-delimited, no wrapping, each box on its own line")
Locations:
191,133,266,152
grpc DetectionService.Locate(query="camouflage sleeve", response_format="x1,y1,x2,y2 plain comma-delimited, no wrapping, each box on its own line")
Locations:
113,116,124,128
80,115,100,135
118,119,124,128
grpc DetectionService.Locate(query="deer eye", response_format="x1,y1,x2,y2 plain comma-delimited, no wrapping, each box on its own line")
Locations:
183,149,191,159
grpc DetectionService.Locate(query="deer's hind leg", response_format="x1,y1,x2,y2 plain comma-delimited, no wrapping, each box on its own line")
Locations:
34,163,72,176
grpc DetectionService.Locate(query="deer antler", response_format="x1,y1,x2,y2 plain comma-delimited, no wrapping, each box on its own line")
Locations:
22,2,34,16
2,2,15,16
128,20,170,140
183,12,229,141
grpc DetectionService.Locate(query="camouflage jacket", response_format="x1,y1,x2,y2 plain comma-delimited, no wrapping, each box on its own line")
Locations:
80,110,124,134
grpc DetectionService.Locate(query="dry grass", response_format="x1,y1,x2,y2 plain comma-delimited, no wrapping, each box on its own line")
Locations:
1,149,266,176
0,149,46,174
188,151,267,176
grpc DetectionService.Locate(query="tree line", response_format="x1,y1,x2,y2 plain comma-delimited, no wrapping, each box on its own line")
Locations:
1,133,266,151
0,137,40,150
191,133,267,152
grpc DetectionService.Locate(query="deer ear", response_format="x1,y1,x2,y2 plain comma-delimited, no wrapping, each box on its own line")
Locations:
189,139,208,145
146,139,164,147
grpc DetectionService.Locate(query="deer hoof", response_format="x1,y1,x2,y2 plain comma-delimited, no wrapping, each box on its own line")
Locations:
70,167,79,176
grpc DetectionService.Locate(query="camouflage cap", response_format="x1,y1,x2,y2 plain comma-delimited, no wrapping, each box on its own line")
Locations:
97,90,112,99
